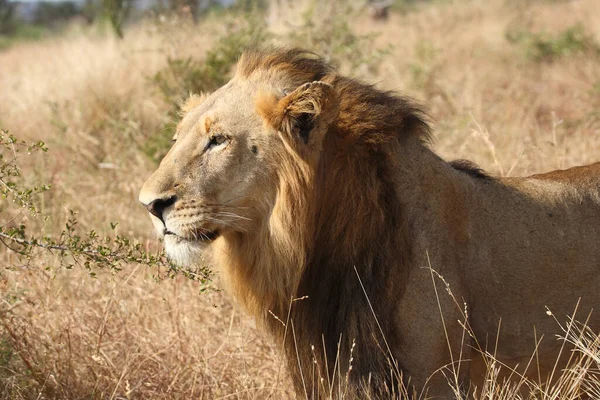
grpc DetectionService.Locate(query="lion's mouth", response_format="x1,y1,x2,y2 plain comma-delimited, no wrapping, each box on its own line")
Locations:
164,229,220,242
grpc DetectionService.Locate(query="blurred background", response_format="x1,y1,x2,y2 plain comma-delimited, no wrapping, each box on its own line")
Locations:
0,0,599,398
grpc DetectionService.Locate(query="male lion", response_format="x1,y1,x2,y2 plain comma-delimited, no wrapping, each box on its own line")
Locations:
139,48,600,398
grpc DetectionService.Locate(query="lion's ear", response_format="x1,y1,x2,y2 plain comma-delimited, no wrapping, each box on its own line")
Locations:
258,81,338,148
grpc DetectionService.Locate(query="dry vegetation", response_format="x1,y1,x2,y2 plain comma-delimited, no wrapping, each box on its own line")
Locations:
1,0,599,398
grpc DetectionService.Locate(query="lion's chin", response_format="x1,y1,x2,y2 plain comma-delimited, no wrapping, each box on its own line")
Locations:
163,234,212,266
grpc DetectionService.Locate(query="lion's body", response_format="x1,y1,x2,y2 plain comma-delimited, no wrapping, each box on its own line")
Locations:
140,49,600,398
463,164,600,382
403,155,600,390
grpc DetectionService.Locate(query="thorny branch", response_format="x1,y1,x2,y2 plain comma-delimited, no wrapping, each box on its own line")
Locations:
0,129,212,285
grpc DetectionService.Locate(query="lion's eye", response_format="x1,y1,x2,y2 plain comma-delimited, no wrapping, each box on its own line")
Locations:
208,134,227,147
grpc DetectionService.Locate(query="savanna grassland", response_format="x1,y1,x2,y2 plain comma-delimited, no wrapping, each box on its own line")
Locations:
1,0,600,398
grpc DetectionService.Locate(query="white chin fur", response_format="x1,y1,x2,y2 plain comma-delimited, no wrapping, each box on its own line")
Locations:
163,236,209,266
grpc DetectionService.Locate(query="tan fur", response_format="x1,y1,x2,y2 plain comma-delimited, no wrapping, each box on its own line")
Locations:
140,48,600,398
179,92,209,115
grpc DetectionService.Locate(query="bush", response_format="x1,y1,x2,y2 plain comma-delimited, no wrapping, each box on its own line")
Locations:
287,0,388,74
506,24,600,62
32,2,79,27
0,129,211,282
102,0,132,38
392,0,443,14
0,0,16,35
0,24,50,50
408,39,437,90
154,19,268,105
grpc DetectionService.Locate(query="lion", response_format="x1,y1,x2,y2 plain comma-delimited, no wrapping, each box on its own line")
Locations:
139,48,600,398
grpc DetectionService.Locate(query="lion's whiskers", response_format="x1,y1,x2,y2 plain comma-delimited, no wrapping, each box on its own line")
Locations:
207,215,250,233
214,211,252,222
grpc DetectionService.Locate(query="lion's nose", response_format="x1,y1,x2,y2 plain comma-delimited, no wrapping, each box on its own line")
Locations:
145,195,176,223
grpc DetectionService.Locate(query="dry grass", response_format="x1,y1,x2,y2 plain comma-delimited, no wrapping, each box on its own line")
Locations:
0,0,599,398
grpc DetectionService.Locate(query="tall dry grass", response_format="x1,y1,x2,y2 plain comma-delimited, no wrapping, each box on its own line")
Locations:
0,0,599,398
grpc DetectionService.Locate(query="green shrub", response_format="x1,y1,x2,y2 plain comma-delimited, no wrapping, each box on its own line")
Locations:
392,0,444,14
0,22,49,51
506,24,600,62
287,1,388,74
232,0,268,14
154,20,268,105
408,39,437,89
0,0,16,35
102,0,132,38
32,1,79,27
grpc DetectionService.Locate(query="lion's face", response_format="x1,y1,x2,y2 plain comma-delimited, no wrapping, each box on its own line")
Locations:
139,82,279,265
139,77,338,266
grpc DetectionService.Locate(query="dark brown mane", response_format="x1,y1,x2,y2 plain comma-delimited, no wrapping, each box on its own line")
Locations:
238,48,432,145
331,76,432,145
235,48,431,397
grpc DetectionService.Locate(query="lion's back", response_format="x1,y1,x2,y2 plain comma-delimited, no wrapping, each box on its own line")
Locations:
529,161,600,186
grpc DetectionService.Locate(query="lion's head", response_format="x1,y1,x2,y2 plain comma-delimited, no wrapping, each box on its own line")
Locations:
139,50,341,267
140,49,428,319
